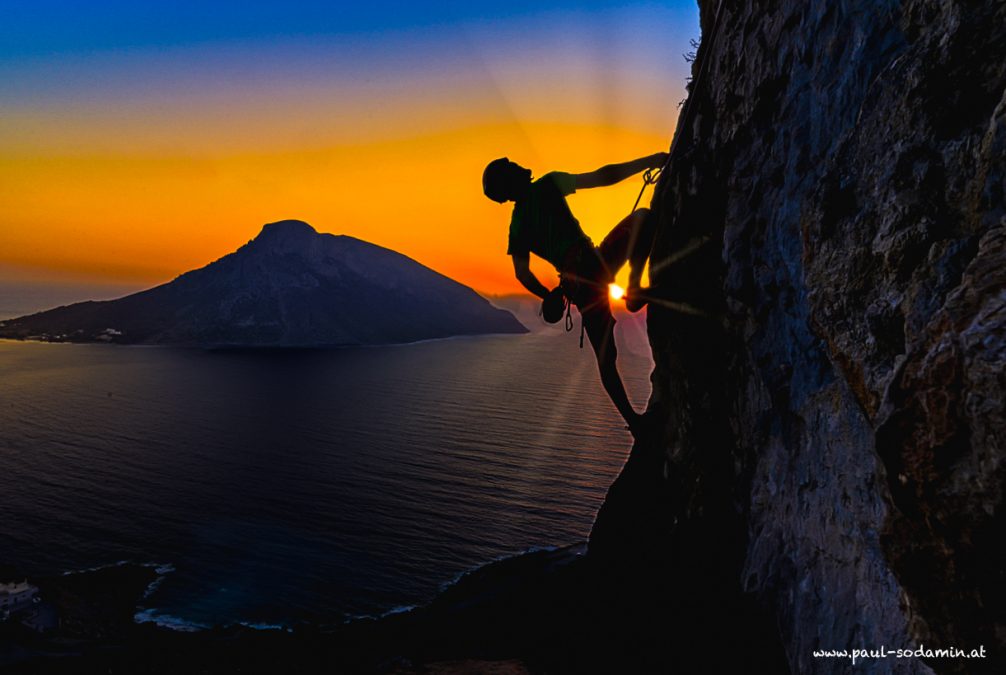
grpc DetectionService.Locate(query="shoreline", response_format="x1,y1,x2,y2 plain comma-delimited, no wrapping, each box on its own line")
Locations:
1,544,588,673
0,330,529,351
3,542,587,638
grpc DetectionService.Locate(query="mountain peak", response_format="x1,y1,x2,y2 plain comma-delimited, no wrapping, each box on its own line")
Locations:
254,219,318,246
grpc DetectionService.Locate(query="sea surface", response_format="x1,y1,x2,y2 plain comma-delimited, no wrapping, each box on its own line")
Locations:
0,325,652,629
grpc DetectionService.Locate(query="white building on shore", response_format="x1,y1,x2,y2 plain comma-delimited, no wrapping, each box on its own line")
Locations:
0,580,39,619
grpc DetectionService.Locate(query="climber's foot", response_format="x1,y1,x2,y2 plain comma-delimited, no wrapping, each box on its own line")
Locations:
625,284,649,313
626,409,661,440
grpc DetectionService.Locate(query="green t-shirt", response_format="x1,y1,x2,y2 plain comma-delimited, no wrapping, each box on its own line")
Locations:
506,171,592,269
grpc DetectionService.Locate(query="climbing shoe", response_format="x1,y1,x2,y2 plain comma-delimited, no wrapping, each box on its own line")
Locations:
625,284,648,313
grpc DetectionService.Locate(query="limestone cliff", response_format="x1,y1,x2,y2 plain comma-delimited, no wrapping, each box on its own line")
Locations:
591,1,1005,673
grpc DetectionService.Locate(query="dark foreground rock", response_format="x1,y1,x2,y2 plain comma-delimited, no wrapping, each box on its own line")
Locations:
34,565,161,639
2,543,784,674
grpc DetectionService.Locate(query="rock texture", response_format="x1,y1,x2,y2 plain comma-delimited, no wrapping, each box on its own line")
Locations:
590,1,1005,674
0,220,526,346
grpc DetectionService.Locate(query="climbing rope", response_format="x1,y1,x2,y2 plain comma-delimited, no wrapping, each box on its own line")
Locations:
633,0,727,214
663,0,727,175
619,0,728,313
631,166,663,216
554,0,729,340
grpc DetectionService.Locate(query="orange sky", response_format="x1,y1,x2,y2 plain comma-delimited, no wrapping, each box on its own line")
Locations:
0,5,696,297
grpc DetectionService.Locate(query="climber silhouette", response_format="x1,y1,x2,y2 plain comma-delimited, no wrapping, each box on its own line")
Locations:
483,153,665,436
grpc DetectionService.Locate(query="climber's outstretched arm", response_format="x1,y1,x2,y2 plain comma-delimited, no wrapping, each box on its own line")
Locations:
512,253,550,300
573,152,668,190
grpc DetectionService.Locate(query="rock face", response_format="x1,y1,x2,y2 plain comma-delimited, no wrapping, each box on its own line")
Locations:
591,2,1004,674
0,220,526,346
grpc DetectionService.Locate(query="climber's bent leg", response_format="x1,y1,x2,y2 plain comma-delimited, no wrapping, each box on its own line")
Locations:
582,306,639,432
597,208,657,312
627,208,657,288
597,208,656,278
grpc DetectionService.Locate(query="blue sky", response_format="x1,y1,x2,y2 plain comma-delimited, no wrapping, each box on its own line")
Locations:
3,1,698,56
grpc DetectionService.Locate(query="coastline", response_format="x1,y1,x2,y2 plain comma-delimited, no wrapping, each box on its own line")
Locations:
1,543,587,672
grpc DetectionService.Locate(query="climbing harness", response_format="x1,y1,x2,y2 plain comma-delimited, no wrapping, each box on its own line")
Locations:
550,275,584,349
562,295,585,349
556,264,612,351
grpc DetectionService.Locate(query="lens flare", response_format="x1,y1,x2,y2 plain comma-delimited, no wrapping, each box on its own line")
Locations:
609,283,625,301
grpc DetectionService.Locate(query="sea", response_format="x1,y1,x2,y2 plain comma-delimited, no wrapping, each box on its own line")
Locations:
0,288,653,630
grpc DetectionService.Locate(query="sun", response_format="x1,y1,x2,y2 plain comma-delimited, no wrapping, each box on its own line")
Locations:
609,283,625,301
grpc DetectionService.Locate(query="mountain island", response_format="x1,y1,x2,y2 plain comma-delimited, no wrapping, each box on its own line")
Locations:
0,220,526,346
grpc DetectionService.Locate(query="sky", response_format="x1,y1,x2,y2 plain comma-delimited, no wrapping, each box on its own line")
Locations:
1,1,700,297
